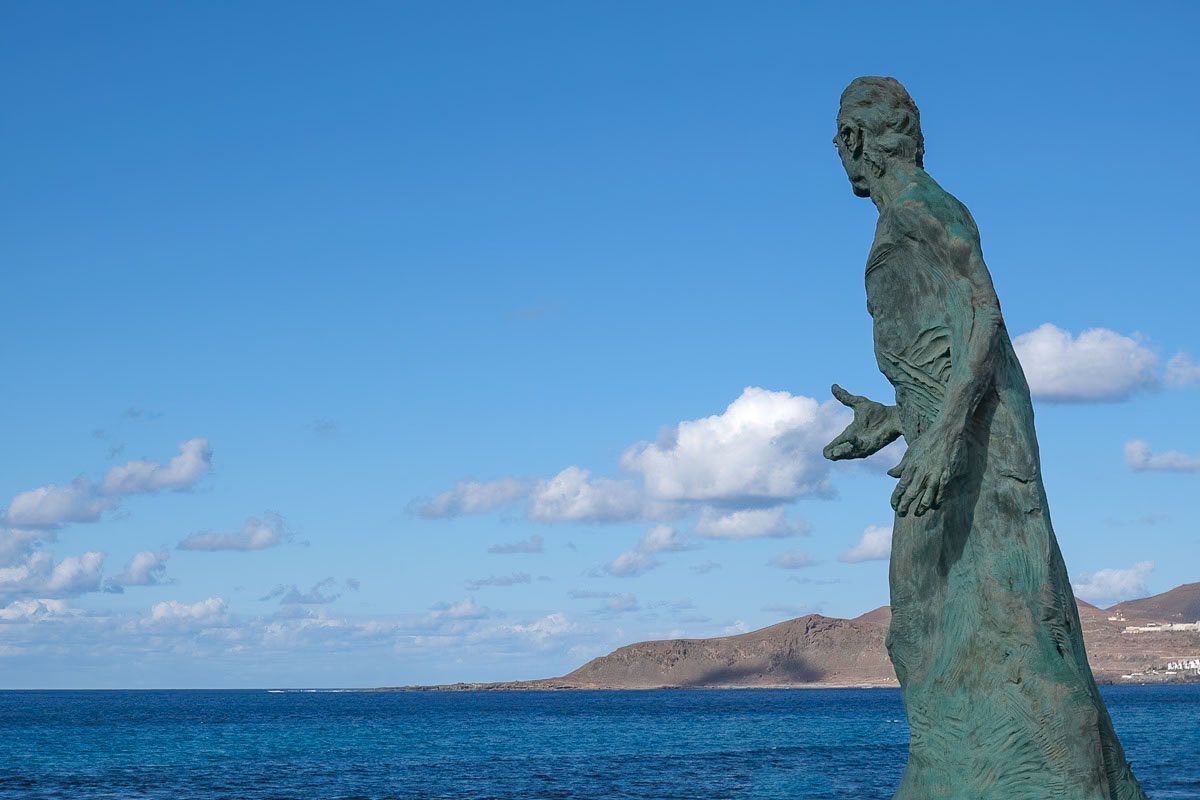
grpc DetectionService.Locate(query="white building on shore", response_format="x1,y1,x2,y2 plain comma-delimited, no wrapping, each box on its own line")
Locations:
1122,621,1200,634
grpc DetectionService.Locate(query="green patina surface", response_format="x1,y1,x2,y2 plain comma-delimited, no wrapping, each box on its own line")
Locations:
824,77,1149,800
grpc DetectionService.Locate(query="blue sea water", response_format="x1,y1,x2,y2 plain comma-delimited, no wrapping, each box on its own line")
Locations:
0,686,1195,799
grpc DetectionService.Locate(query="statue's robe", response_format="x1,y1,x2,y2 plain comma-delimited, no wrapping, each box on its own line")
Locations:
865,176,1148,800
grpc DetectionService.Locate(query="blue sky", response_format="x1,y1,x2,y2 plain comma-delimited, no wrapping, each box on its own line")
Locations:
2,2,1198,688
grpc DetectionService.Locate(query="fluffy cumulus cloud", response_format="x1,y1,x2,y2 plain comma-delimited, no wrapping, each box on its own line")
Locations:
1124,440,1200,473
428,597,491,621
4,438,212,528
148,596,228,625
417,477,529,519
1072,562,1154,605
177,512,287,551
503,612,573,642
840,525,894,563
0,547,105,598
101,438,212,495
5,482,113,529
416,387,846,530
527,467,644,523
1012,324,1157,402
621,387,845,502
693,507,807,539
604,549,659,578
0,529,45,567
1166,352,1200,388
604,525,694,577
0,598,74,622
105,550,169,592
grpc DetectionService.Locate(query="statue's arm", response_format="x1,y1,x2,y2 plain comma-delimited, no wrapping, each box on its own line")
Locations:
887,204,1003,515
935,253,1003,445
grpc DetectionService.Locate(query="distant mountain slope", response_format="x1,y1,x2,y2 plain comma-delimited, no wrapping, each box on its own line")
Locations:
560,609,894,689
1107,582,1200,623
384,584,1200,691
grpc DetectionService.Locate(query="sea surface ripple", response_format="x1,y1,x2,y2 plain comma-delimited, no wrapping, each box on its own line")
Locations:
0,686,1195,799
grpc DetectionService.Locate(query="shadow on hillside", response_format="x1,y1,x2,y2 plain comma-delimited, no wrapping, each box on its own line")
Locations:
685,658,824,687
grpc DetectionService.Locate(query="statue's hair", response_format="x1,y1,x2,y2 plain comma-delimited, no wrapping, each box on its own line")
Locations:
839,76,924,169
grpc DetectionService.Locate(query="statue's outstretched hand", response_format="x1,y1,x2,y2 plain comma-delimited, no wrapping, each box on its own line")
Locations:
823,384,901,461
887,431,964,517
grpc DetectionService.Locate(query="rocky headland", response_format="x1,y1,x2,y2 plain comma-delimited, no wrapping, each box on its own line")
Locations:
382,583,1200,691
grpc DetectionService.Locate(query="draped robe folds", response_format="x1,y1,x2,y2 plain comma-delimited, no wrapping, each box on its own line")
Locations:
864,180,1149,800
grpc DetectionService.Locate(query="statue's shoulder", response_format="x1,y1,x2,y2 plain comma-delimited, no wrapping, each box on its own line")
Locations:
892,176,979,241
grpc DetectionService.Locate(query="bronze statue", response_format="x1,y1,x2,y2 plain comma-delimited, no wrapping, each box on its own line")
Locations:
824,76,1148,799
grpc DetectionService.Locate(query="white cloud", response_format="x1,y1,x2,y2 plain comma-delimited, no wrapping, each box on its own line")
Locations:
1072,562,1154,604
767,550,818,569
177,513,286,551
417,477,528,519
46,552,105,594
4,438,212,529
1166,352,1200,388
604,548,660,578
621,387,845,502
148,596,228,625
106,550,169,592
691,560,722,574
5,482,112,528
504,612,573,641
840,525,893,563
603,524,693,578
694,506,807,539
1013,324,1157,402
487,535,543,554
429,597,491,620
1124,440,1200,473
0,549,105,598
0,598,73,622
102,438,212,495
638,524,693,553
0,529,45,567
527,467,644,522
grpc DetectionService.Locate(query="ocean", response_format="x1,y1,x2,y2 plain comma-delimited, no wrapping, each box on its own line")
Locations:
0,686,1195,799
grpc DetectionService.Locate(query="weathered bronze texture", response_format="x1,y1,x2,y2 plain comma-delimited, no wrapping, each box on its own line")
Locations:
825,76,1149,800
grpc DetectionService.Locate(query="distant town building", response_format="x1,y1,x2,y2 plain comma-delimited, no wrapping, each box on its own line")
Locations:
1122,621,1200,634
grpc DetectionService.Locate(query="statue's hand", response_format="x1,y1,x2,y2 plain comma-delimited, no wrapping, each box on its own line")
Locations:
887,428,964,517
823,384,901,461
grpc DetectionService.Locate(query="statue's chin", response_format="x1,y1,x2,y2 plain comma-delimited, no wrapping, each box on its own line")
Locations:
852,184,871,198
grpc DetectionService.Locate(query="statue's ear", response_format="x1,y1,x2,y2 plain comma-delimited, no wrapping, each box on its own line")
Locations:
843,126,864,160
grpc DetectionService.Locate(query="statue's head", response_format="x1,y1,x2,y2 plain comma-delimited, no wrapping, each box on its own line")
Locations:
835,77,924,198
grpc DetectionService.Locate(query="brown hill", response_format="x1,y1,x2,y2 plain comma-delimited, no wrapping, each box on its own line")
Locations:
559,609,894,689
385,585,1200,691
1107,582,1200,623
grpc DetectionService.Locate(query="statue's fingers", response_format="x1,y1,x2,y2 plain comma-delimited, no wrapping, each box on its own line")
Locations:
825,441,854,460
898,473,926,517
831,384,860,409
914,481,938,517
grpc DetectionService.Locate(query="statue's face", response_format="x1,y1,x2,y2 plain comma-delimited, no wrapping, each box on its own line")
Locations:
834,115,872,198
